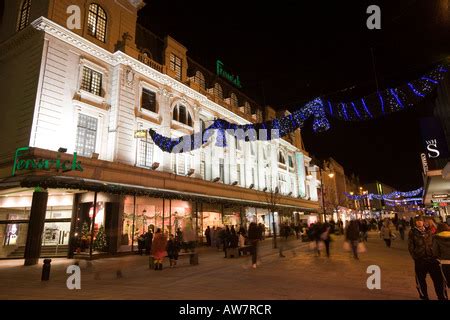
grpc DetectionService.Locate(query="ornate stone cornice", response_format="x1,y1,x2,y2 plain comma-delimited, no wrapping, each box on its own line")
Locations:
32,17,116,65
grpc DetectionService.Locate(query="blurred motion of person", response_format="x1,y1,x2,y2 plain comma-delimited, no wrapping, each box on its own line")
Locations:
433,223,450,287
248,222,260,269
345,220,360,260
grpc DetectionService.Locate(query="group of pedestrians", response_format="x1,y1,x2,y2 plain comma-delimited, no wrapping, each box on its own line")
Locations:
150,228,183,271
204,224,265,258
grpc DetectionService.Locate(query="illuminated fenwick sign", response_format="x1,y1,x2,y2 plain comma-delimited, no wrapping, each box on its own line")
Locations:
12,147,84,176
216,60,242,89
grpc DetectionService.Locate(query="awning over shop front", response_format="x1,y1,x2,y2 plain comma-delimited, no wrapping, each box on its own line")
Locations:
0,175,319,214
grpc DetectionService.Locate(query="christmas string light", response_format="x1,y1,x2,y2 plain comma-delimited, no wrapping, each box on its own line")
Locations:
344,187,423,201
149,65,448,153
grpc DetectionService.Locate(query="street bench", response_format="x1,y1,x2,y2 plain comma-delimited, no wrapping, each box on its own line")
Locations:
149,252,199,269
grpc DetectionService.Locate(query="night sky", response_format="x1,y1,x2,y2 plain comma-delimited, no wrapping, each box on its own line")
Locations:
138,0,450,190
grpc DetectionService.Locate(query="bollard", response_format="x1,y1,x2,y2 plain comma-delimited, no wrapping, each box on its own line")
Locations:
41,259,52,281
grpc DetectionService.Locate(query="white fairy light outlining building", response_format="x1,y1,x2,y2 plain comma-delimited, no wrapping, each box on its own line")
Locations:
0,0,320,264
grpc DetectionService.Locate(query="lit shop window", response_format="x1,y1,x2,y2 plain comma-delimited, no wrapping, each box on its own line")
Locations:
173,104,193,127
81,67,103,96
138,139,154,168
87,3,107,43
141,88,157,113
170,53,182,81
17,0,31,31
76,114,98,157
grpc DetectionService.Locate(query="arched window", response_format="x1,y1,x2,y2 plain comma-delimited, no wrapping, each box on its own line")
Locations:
194,71,206,90
278,151,286,164
173,104,193,127
17,0,31,31
87,3,107,42
244,101,251,114
214,83,223,99
230,93,238,107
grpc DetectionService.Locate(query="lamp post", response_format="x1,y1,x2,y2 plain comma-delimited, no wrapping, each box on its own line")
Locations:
307,166,335,223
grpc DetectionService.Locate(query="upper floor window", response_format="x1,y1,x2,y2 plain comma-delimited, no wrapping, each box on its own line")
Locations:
170,54,182,81
230,93,238,107
214,83,223,99
278,151,286,164
141,88,157,113
173,104,193,127
81,66,102,96
244,101,251,115
288,155,294,169
257,109,263,122
17,0,31,31
76,114,98,157
87,3,107,43
194,71,206,89
138,138,154,168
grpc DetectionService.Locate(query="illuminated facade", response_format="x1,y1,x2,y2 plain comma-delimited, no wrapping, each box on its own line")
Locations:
0,0,319,263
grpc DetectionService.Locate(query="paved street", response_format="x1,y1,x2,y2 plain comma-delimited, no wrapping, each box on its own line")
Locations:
0,231,443,300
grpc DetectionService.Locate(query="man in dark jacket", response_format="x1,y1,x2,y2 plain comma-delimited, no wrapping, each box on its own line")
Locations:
345,220,360,260
408,217,447,300
433,223,450,287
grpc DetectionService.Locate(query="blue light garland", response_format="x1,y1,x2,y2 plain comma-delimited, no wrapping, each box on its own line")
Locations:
344,187,423,201
149,65,448,153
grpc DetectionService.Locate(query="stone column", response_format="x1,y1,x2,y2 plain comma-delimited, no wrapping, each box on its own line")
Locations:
24,189,49,266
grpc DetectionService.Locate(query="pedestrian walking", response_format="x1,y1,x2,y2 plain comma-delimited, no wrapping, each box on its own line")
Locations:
248,222,260,269
211,226,216,248
408,216,447,300
312,222,323,256
145,228,153,255
137,233,145,255
151,229,167,271
398,218,406,241
381,219,394,248
432,223,450,287
166,234,180,268
321,222,332,257
345,220,360,260
205,226,211,246
279,223,295,258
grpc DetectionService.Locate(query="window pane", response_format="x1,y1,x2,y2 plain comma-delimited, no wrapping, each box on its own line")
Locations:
76,114,98,157
138,140,153,168
141,89,156,112
179,106,187,125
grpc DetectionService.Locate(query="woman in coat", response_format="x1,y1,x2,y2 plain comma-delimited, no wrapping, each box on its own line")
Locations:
151,229,167,271
380,219,393,248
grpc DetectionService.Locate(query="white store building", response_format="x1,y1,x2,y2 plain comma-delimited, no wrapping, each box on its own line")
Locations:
0,0,320,264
